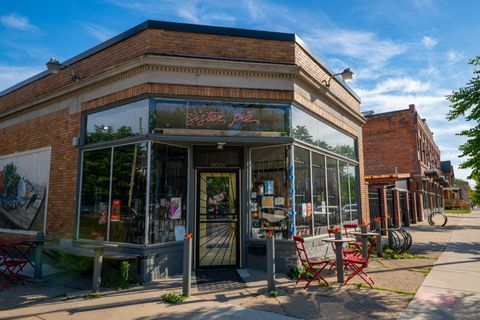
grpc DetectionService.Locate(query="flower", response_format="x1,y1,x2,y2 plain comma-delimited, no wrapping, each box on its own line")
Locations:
267,231,274,237
184,232,192,239
374,217,382,223
329,226,341,233
361,219,370,227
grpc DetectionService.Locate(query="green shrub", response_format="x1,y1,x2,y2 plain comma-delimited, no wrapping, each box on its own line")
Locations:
288,263,314,280
161,292,186,304
268,289,279,297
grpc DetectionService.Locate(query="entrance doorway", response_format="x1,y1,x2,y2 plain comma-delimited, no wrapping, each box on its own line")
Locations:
196,169,239,267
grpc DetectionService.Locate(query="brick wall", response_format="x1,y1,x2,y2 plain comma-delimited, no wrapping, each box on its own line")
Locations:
0,29,295,116
363,109,418,177
0,108,80,239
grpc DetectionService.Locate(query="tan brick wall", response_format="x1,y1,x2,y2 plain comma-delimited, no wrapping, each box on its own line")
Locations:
0,108,80,239
0,29,295,116
294,45,360,113
82,83,293,111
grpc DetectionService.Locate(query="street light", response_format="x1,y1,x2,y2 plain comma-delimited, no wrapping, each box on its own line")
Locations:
322,68,354,88
46,57,80,82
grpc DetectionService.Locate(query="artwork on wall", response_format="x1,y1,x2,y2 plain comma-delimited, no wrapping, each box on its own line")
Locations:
0,147,51,232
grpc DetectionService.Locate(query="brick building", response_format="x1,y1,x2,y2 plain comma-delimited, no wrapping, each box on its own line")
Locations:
363,104,446,225
0,20,365,280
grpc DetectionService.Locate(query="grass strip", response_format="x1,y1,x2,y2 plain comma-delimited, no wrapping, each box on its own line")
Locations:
444,209,471,214
354,283,416,296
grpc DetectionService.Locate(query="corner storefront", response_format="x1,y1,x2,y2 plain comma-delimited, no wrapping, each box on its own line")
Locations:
0,20,365,281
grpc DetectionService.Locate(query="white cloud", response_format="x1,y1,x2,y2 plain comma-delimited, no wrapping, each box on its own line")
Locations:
0,66,42,92
422,36,437,49
0,13,35,31
446,50,464,64
369,77,431,94
305,29,406,70
81,23,116,42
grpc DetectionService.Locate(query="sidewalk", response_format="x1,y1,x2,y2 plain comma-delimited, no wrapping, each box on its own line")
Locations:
399,209,480,319
0,211,474,320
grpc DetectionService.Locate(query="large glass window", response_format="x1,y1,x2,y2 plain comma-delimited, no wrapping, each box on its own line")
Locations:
250,146,291,240
78,148,111,240
78,142,188,244
348,165,359,223
294,147,312,237
339,161,350,224
292,106,356,160
327,157,341,226
154,99,290,137
85,99,149,144
312,153,327,235
109,143,148,244
149,143,188,244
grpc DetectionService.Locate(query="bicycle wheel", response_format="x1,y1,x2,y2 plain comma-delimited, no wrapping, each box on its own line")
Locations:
429,212,448,227
398,228,412,252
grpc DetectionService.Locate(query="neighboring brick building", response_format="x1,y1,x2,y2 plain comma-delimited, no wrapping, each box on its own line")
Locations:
0,20,365,280
363,104,446,225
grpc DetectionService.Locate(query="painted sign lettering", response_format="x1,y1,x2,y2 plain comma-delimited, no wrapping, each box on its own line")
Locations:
187,108,260,128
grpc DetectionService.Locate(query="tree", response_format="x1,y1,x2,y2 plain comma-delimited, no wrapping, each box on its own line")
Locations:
447,56,480,179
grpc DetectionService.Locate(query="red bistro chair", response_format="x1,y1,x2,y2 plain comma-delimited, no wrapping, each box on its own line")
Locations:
327,229,359,270
0,242,28,292
343,236,376,288
293,236,330,289
343,224,362,249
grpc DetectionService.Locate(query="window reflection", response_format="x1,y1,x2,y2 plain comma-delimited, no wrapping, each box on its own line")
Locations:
339,161,351,224
327,157,341,226
109,143,148,244
149,143,188,244
348,165,358,223
292,107,356,160
294,147,312,237
86,100,149,144
312,153,327,235
78,148,111,240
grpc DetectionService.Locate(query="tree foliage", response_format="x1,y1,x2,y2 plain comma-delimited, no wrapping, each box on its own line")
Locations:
447,56,480,179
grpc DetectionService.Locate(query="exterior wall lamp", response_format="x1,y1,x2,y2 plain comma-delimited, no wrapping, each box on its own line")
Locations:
46,57,80,82
322,68,354,88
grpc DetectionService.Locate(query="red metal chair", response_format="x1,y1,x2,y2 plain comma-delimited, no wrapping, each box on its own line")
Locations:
343,236,376,288
293,236,330,289
0,242,28,292
327,229,359,270
343,224,362,250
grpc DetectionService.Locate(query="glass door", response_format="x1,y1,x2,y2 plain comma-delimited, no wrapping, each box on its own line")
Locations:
197,170,239,267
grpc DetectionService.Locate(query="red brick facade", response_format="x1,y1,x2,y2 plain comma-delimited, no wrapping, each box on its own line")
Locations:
363,104,444,220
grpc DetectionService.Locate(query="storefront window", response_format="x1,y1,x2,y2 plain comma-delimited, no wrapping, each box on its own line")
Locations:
312,153,327,235
154,99,290,137
78,148,111,240
294,147,312,237
339,161,350,224
327,157,341,226
108,143,148,244
250,146,291,240
149,143,188,244
348,165,359,223
85,99,149,144
292,106,356,160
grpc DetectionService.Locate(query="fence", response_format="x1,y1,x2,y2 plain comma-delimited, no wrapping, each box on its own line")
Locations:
399,191,408,227
386,189,394,227
369,189,381,228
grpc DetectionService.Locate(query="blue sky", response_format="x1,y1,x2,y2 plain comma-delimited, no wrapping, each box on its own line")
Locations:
1,0,478,183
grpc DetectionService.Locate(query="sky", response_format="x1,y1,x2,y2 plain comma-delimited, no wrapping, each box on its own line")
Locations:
0,0,478,184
